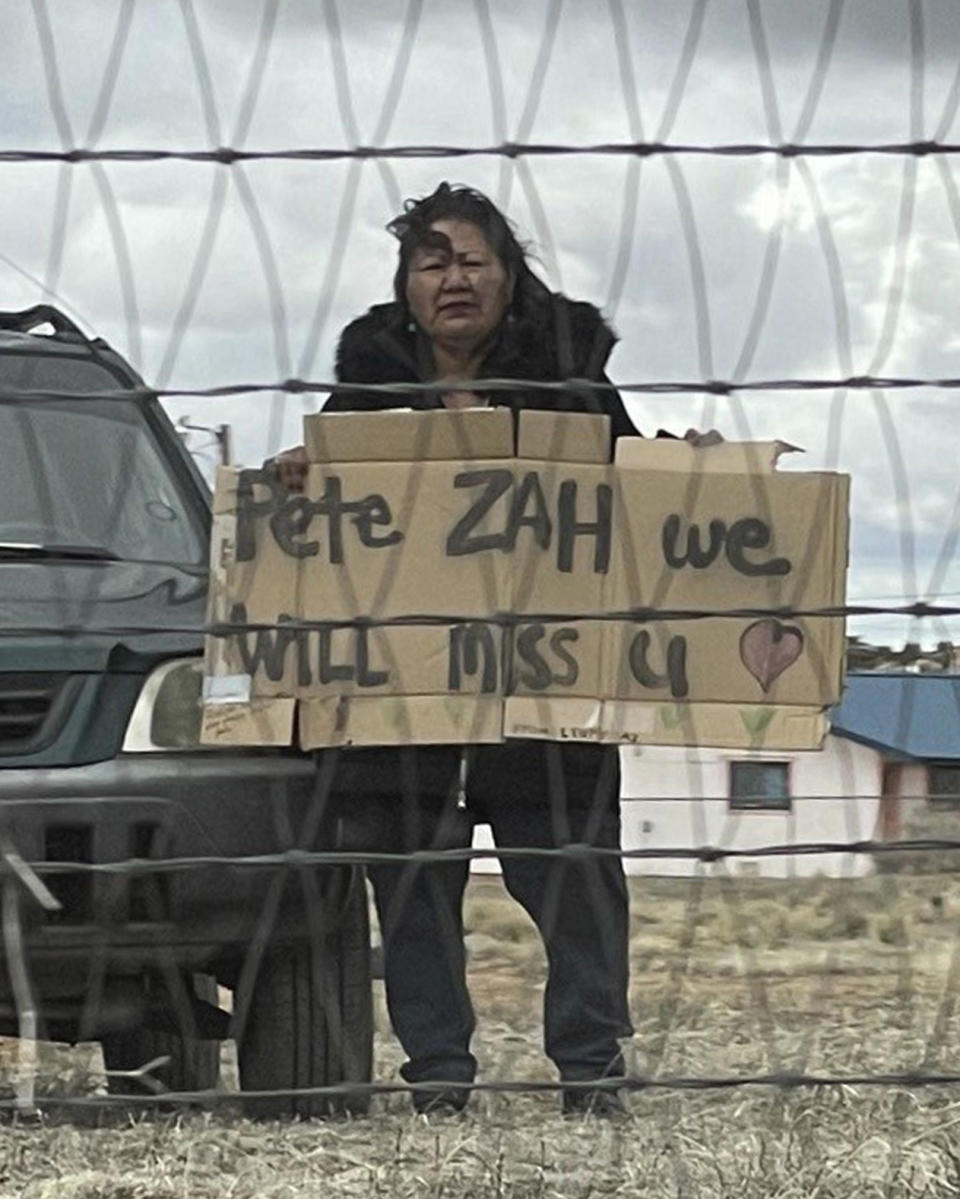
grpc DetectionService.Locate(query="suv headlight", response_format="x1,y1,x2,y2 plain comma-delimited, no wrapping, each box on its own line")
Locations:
123,657,210,752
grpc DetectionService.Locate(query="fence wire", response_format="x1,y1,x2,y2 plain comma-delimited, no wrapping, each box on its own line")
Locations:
2,8,960,1194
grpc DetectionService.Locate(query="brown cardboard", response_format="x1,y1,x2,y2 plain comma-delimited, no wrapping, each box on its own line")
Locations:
200,698,296,747
603,700,828,750
304,407,513,463
503,696,828,749
505,613,843,710
298,695,503,748
593,460,846,749
508,620,606,699
203,466,301,698
223,622,505,701
502,608,840,752
297,462,511,622
502,696,606,743
507,462,612,618
602,616,845,707
201,410,849,752
614,438,802,472
517,410,611,464
201,449,512,746
607,470,847,610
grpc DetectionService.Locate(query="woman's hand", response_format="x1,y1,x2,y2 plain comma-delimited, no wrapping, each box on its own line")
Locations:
265,444,309,493
683,428,725,448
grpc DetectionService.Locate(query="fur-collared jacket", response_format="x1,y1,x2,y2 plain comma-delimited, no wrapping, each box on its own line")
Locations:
324,295,638,440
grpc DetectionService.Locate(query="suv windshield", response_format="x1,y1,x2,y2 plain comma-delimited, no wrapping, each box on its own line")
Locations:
0,355,205,566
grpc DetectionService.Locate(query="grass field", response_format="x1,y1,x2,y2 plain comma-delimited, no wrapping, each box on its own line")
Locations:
3,871,960,1197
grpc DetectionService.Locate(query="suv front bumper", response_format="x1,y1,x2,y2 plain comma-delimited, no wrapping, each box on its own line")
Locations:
0,750,353,995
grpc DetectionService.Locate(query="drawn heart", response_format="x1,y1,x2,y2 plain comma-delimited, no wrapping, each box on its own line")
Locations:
739,619,804,693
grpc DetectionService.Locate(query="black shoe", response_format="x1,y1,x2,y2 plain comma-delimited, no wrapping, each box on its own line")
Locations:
561,1086,627,1119
411,1085,471,1117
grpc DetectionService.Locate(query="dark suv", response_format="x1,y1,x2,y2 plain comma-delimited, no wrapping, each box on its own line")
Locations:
0,306,371,1116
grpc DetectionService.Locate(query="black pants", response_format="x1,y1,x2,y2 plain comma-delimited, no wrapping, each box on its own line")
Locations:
330,742,631,1090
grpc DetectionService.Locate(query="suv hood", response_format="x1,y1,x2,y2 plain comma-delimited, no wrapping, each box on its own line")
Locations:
0,559,208,672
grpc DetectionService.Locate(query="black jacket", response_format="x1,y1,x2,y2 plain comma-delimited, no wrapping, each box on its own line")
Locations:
324,295,638,440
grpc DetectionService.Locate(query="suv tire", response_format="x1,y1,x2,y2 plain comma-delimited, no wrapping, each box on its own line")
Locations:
100,974,221,1101
237,870,373,1118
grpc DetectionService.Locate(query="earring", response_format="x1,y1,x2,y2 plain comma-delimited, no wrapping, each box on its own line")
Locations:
407,319,416,333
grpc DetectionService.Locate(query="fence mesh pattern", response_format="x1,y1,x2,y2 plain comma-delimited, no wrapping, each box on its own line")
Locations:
3,1,960,1195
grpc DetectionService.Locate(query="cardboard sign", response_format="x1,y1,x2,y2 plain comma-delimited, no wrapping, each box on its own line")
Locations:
202,409,849,750
305,406,514,463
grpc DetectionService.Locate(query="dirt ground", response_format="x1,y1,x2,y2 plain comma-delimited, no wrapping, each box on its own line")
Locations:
3,872,960,1197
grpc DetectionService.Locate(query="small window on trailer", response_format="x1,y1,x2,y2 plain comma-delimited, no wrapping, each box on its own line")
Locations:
728,760,791,811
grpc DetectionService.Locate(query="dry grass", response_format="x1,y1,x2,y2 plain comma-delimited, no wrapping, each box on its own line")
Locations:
4,873,960,1197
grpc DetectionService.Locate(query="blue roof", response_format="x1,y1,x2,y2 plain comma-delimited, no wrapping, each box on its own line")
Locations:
830,673,960,761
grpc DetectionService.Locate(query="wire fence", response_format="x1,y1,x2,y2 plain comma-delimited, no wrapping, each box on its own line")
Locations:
2,2,960,1193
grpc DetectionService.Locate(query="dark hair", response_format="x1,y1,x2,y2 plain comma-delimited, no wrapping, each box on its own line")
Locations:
386,182,547,318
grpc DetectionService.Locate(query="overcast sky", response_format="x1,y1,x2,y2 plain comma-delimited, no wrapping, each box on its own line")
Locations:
2,0,960,647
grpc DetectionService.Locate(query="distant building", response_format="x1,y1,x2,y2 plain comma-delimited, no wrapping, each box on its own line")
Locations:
830,672,960,867
618,731,881,880
617,673,960,878
471,674,960,879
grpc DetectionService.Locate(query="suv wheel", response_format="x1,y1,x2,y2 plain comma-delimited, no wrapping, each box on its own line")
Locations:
237,870,373,1118
100,974,221,1101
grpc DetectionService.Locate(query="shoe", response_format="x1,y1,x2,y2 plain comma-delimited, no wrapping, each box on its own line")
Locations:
561,1086,627,1119
411,1085,471,1117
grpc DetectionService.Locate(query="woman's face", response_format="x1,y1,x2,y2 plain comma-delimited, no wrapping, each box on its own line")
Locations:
405,219,514,351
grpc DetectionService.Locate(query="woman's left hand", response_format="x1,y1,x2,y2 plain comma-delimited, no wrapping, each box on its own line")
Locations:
264,444,309,493
683,428,725,447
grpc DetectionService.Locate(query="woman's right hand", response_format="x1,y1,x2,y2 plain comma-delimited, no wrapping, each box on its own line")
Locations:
683,428,725,447
264,444,309,493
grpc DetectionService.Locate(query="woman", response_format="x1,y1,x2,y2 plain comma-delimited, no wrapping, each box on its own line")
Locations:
283,183,635,1116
